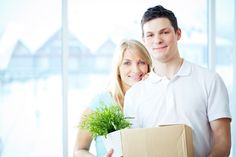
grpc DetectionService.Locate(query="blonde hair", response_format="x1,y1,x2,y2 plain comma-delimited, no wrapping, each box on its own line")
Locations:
107,39,152,109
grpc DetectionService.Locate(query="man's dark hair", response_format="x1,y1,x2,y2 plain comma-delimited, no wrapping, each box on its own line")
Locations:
141,5,179,37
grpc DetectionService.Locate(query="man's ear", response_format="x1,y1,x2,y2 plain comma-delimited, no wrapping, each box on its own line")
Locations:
176,28,181,40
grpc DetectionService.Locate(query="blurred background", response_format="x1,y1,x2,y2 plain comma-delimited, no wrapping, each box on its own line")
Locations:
0,0,235,156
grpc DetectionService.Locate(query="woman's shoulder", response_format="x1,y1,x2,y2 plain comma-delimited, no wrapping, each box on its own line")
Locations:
97,91,112,99
89,91,113,110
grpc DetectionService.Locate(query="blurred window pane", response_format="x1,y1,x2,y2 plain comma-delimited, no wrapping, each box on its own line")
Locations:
0,0,62,157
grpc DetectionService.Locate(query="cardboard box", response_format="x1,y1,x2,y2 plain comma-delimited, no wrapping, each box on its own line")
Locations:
120,124,194,157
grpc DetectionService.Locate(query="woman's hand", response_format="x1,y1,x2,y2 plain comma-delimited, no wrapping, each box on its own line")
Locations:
142,72,150,80
105,149,113,157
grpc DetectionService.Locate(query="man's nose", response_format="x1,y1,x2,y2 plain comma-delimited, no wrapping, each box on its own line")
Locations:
153,35,162,44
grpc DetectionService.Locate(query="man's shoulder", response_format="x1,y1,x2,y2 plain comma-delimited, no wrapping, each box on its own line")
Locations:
126,79,147,95
187,60,216,76
186,60,222,84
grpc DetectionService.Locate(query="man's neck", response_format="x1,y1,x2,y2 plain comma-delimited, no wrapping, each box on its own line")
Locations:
153,58,183,79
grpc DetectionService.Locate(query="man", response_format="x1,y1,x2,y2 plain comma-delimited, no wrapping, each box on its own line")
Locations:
123,5,231,157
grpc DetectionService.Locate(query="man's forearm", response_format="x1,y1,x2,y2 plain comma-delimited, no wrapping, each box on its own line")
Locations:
208,144,231,157
209,118,231,157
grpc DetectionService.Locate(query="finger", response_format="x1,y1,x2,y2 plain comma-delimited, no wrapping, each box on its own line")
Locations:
105,148,114,157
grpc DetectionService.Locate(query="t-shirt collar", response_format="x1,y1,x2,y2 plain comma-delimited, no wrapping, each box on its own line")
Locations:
147,59,192,83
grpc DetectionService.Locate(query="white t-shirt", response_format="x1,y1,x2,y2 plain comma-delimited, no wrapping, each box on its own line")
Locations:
124,60,231,157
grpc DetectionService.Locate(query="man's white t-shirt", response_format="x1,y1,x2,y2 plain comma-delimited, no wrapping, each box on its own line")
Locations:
124,60,231,157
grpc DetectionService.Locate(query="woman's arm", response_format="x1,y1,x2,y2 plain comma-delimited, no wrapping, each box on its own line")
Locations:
73,108,95,157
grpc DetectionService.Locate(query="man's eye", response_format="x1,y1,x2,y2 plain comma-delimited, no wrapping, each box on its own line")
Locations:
146,34,153,37
161,31,169,35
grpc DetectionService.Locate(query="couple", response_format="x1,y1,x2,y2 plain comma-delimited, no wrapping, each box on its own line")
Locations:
74,5,231,157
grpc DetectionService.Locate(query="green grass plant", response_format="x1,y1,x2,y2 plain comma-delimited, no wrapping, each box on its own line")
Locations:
79,102,131,138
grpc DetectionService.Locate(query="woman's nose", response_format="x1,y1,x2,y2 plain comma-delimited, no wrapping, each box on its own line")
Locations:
132,64,141,73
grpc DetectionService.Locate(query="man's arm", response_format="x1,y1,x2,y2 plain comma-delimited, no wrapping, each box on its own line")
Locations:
208,118,231,157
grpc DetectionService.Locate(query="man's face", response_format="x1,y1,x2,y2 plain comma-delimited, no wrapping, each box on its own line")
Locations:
142,17,181,63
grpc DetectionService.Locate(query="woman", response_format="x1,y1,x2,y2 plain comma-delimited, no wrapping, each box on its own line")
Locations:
73,39,152,157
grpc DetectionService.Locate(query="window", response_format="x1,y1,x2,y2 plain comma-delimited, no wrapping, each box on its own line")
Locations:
0,0,235,157
0,0,63,157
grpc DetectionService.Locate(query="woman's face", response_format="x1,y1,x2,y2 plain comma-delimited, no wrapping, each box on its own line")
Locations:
119,48,149,91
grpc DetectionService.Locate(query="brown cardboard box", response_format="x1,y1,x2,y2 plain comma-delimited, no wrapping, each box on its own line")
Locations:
120,124,194,157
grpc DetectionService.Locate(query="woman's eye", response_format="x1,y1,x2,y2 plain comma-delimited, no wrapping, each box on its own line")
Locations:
138,61,146,65
123,61,131,65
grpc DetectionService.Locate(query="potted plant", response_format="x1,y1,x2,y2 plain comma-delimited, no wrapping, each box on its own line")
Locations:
79,102,131,157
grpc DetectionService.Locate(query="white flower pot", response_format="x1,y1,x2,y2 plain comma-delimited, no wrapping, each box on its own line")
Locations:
102,130,122,157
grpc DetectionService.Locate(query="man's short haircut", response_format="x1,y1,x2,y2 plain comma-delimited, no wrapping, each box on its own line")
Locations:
141,5,179,37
